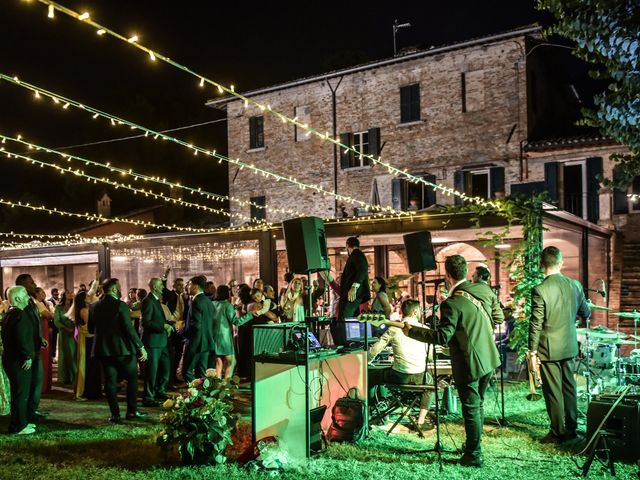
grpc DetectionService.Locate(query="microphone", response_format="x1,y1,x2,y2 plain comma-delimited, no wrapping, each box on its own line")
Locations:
600,279,607,300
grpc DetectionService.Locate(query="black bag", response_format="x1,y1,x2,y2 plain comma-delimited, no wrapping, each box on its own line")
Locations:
326,388,366,443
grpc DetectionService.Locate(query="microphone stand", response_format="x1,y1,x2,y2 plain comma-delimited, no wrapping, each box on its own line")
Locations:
492,284,507,426
412,275,456,470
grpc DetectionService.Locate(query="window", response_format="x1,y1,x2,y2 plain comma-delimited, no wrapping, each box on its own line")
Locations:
454,167,504,205
470,170,490,198
340,128,380,169
392,174,437,211
249,116,264,149
545,158,602,222
400,84,420,123
250,196,266,222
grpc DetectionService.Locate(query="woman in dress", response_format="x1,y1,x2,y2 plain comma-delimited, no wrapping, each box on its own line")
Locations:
370,277,392,337
235,284,254,379
0,293,10,416
73,274,101,400
53,290,76,385
370,277,391,318
210,285,255,378
280,277,305,322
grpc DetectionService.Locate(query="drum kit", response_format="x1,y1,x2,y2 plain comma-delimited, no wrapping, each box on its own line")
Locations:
576,304,640,397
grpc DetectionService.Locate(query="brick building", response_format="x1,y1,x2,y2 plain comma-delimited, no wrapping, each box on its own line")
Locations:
206,25,637,319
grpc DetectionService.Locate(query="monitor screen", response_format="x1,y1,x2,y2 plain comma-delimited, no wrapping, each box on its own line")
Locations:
292,331,322,350
344,319,374,341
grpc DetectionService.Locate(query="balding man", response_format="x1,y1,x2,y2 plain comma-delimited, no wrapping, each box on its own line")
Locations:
15,274,48,421
141,277,173,406
1,286,37,434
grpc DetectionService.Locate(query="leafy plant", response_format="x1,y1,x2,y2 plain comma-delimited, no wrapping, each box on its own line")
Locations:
537,0,640,187
157,370,238,465
443,195,546,360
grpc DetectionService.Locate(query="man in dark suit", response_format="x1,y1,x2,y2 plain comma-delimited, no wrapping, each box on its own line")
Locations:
141,277,173,406
332,236,371,346
2,286,37,434
15,274,48,422
403,255,503,467
162,268,186,384
529,246,590,443
89,278,148,423
182,275,215,382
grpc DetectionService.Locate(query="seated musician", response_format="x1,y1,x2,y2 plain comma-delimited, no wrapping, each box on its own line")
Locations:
367,299,433,431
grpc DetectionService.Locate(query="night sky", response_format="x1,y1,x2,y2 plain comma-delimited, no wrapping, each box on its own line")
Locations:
0,1,555,233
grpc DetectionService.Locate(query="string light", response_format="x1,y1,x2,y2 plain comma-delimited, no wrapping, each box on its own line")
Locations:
47,4,53,17
0,72,403,217
0,146,266,223
26,0,496,209
0,196,274,234
0,133,307,219
0,232,147,249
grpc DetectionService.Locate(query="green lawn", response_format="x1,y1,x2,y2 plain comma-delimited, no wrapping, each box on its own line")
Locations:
0,382,637,480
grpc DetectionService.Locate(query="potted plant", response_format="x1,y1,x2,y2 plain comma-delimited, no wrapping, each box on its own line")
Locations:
157,369,238,465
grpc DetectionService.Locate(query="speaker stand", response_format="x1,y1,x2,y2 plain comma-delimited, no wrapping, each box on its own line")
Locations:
581,430,616,477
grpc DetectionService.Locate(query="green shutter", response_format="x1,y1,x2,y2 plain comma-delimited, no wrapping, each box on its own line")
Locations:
340,132,353,169
490,167,505,198
586,157,603,223
544,162,559,203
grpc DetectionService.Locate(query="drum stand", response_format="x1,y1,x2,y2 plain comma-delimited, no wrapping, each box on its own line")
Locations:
583,317,593,404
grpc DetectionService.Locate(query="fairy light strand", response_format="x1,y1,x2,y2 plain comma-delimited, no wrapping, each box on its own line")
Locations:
0,133,305,219
0,143,265,223
0,197,271,234
27,0,496,209
0,72,402,216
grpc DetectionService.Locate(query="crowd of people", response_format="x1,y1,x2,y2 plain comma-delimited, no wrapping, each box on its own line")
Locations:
0,237,587,470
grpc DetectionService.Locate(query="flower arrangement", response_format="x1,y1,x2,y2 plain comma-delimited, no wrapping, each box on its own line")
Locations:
157,369,238,465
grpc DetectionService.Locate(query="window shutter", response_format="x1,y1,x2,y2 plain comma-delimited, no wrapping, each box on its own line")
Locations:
490,167,505,198
586,157,603,223
544,162,559,204
424,174,436,207
392,178,403,210
249,117,256,149
368,128,380,158
410,84,420,121
340,132,353,169
454,170,466,206
613,165,629,214
400,86,411,123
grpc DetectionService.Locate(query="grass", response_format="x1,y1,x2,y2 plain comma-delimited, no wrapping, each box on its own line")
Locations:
0,380,638,480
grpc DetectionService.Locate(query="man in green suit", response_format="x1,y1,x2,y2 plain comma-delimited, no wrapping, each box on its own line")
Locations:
528,246,590,443
182,275,215,382
403,255,503,467
89,278,148,423
141,277,173,406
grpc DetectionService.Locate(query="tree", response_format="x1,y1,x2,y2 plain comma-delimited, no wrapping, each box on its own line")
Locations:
538,0,640,186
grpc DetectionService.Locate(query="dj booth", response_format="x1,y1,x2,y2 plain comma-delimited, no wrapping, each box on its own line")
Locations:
252,322,368,459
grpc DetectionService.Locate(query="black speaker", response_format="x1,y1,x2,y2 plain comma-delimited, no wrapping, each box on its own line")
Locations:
282,216,329,274
403,231,437,273
587,394,640,462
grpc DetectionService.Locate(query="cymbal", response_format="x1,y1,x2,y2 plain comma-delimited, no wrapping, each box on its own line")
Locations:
576,326,621,339
586,301,612,311
613,311,640,318
615,339,637,345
